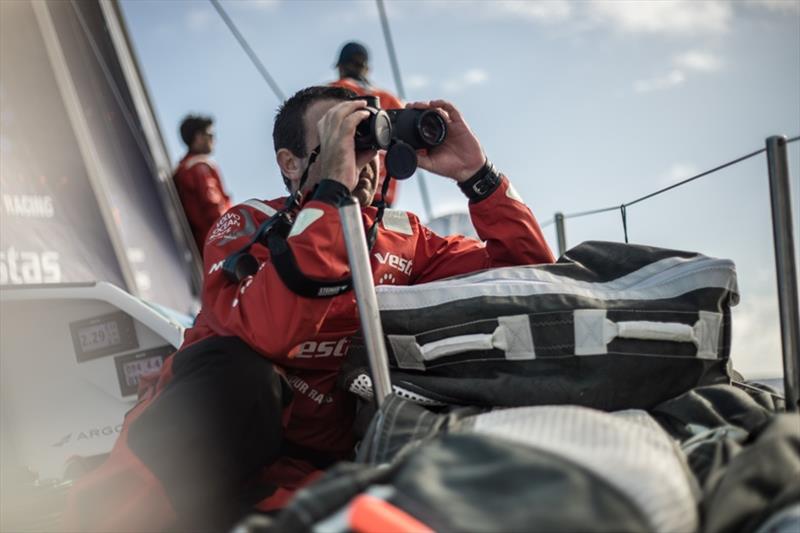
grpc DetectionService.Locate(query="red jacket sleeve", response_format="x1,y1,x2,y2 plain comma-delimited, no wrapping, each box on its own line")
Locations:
410,175,555,283
198,200,350,362
176,163,232,250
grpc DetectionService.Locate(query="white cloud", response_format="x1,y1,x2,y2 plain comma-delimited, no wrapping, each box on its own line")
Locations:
674,50,723,72
406,74,430,90
495,0,573,23
633,69,685,93
730,292,784,378
659,163,699,185
234,0,282,10
463,69,489,84
186,8,214,32
634,49,723,95
588,0,733,35
442,68,489,93
745,0,800,13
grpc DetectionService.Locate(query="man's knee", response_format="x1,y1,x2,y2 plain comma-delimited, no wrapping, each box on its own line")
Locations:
126,337,285,523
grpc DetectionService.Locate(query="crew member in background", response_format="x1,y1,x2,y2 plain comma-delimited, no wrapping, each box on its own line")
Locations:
330,41,403,206
174,115,232,256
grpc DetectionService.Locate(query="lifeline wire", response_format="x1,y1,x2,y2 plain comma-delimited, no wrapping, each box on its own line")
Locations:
541,135,800,238
209,0,285,102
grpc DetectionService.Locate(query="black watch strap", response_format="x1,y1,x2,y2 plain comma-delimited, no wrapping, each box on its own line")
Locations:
458,160,503,202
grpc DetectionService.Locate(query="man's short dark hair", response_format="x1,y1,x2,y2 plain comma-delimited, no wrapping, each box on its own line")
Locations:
273,86,356,159
179,115,213,147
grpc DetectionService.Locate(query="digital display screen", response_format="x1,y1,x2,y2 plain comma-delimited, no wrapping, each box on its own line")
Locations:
114,346,173,397
122,355,163,388
78,320,121,352
70,312,138,361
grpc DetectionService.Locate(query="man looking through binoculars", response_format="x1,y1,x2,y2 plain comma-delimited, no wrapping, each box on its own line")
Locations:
65,86,554,532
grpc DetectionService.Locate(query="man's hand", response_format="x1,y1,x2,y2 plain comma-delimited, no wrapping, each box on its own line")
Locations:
405,100,485,183
316,100,377,191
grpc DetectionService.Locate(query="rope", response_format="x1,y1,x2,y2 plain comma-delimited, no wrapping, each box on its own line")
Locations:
209,0,285,102
375,0,406,100
375,0,433,221
624,147,766,208
542,136,800,233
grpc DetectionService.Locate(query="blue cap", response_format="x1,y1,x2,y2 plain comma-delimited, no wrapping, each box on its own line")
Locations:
336,41,369,67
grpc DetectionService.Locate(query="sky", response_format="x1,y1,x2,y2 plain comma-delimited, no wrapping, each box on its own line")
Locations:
120,0,800,379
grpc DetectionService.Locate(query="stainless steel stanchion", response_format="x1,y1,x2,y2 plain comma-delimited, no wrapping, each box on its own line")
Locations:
555,212,567,257
765,135,800,411
339,197,393,406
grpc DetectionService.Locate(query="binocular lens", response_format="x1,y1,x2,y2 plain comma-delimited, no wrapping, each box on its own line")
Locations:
417,111,446,148
387,109,447,150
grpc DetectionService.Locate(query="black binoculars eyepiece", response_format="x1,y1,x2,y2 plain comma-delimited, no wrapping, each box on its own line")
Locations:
352,96,392,151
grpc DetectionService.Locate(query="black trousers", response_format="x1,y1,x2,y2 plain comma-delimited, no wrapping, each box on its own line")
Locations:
127,336,286,530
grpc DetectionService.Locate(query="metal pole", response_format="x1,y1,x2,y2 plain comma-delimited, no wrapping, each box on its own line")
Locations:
339,198,393,405
765,135,800,411
555,212,567,256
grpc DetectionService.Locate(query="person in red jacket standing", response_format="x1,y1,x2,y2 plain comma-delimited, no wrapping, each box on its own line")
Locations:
64,86,554,532
174,115,232,256
330,41,403,206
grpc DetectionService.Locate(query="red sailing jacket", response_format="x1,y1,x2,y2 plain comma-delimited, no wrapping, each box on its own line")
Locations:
63,176,554,531
173,154,232,254
329,77,403,206
186,174,554,455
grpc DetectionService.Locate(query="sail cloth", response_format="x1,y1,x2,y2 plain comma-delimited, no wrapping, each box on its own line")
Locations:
344,241,739,410
272,396,700,533
268,387,798,533
0,0,197,311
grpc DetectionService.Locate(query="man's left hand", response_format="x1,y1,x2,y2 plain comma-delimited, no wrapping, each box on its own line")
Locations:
405,100,485,183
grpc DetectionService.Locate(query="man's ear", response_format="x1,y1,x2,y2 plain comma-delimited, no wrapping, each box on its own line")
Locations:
276,148,302,192
190,132,203,153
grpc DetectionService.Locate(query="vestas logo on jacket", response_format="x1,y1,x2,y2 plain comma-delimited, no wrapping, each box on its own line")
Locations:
290,338,350,359
374,252,412,275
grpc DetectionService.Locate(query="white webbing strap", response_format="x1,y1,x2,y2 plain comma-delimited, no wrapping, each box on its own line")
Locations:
573,309,722,358
388,314,536,368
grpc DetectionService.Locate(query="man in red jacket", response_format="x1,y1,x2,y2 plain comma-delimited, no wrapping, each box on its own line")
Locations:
330,41,403,206
174,115,232,255
65,86,554,531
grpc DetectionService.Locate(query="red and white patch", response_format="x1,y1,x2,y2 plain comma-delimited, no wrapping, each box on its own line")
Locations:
207,212,243,243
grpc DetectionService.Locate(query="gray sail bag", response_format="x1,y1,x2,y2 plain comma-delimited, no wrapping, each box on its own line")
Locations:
344,241,739,410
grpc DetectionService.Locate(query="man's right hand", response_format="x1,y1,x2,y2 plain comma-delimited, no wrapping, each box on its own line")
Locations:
316,100,376,191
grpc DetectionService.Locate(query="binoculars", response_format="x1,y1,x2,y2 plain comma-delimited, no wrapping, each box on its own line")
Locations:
352,96,447,179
